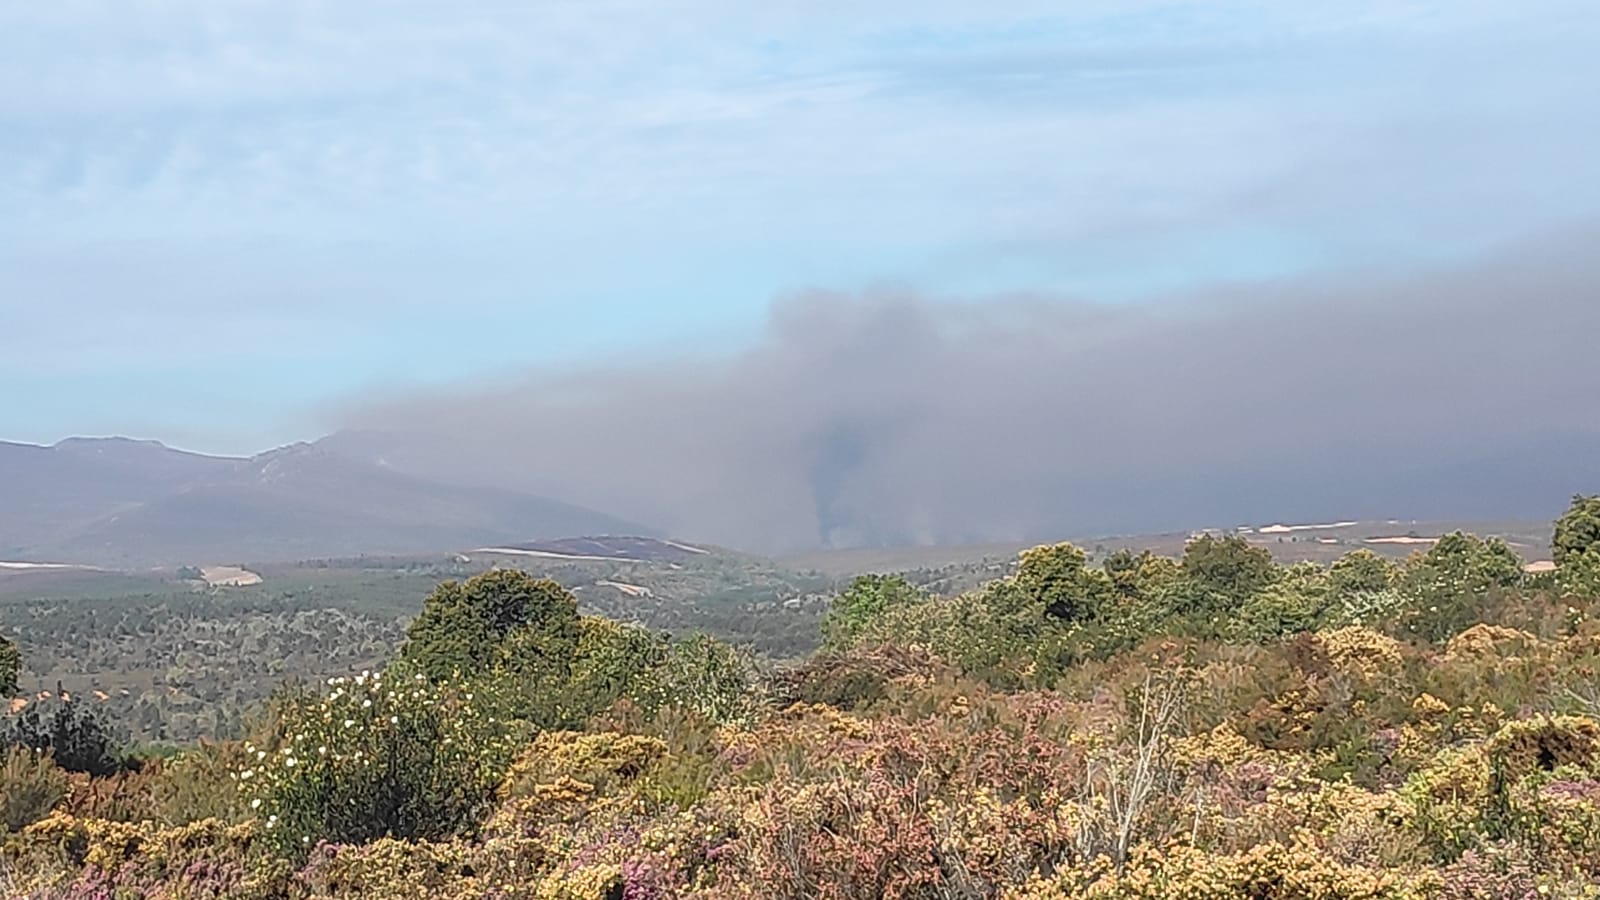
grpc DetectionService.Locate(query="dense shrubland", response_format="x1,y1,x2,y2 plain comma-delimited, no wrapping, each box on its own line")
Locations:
0,553,831,745
3,496,1600,897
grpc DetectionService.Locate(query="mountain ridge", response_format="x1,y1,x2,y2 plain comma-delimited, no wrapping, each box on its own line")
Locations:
0,436,652,567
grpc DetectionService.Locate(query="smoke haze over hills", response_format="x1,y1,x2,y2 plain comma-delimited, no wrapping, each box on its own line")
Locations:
6,2,1599,558
328,225,1600,553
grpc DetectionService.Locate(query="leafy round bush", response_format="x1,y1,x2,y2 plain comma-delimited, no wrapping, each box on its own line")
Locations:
400,569,580,682
240,671,523,855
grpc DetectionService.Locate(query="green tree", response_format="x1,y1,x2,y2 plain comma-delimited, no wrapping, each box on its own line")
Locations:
1554,495,1600,568
1319,549,1407,627
1328,549,1397,598
1013,542,1117,625
1403,532,1523,598
1231,589,1321,642
400,569,580,681
0,636,18,697
820,574,924,649
1103,549,1185,613
1179,534,1279,614
1554,495,1600,598
557,618,670,724
1559,551,1600,599
852,588,1019,686
1400,532,1525,640
1231,563,1330,641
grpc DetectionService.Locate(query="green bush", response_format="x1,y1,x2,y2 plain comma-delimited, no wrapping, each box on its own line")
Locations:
1554,495,1600,570
0,746,68,833
559,617,670,722
4,697,129,777
241,671,523,855
819,574,924,649
1400,533,1526,641
154,740,257,825
1179,533,1279,614
0,635,18,697
400,569,580,682
1328,549,1398,598
1558,549,1600,599
1013,542,1115,625
640,633,759,724
1230,586,1323,642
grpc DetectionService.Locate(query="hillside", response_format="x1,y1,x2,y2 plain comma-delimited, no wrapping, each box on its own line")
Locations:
0,438,649,567
4,498,1600,897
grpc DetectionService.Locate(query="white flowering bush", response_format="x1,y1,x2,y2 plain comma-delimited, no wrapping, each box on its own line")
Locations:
637,633,760,725
239,670,523,854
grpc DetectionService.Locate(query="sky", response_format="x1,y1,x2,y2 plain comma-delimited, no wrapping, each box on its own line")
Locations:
4,0,1598,456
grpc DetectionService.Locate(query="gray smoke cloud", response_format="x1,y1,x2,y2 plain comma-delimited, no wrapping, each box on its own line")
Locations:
330,225,1600,553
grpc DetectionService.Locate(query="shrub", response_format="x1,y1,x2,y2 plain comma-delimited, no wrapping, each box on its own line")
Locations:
1554,495,1600,571
1230,585,1325,643
4,697,129,777
639,633,759,725
858,588,1029,688
1179,534,1279,615
1059,840,1426,899
292,837,475,899
154,740,257,825
820,574,925,650
1330,550,1399,598
7,814,260,898
58,762,164,823
0,635,18,697
1013,543,1116,626
1,747,68,833
774,642,944,711
1400,534,1525,642
240,671,523,855
555,618,670,726
1557,549,1600,601
499,730,667,804
1436,844,1542,900
400,569,581,682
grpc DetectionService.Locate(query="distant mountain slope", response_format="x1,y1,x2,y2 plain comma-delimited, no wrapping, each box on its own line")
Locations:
475,536,714,563
0,438,238,554
0,438,651,566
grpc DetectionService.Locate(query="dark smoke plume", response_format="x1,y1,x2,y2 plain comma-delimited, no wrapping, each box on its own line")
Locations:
329,225,1600,553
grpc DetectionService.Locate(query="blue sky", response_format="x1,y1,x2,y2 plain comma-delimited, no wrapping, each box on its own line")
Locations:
4,0,1598,455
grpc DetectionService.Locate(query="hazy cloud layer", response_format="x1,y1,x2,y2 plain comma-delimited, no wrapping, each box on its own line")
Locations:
333,225,1600,553
5,1,1599,450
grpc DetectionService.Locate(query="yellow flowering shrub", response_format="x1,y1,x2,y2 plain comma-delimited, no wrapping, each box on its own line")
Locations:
1319,626,1407,680
1008,841,1433,899
1442,624,1541,661
501,731,668,799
